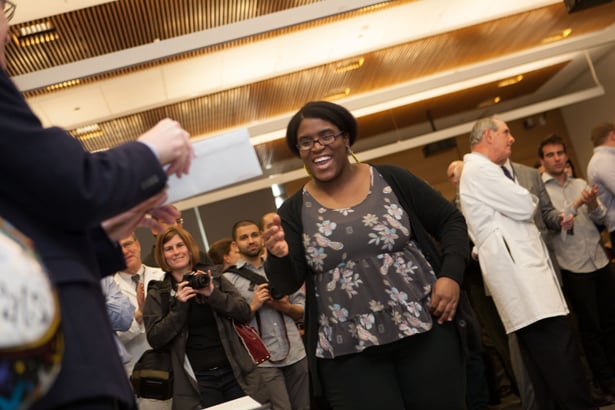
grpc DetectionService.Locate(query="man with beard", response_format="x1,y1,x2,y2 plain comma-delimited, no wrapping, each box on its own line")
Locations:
224,219,309,410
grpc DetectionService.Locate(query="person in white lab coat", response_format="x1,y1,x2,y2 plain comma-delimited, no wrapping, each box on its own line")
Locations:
459,116,595,410
113,232,170,410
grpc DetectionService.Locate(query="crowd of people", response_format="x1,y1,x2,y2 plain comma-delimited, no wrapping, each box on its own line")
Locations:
2,2,615,408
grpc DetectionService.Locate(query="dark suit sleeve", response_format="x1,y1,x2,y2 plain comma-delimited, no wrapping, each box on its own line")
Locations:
533,171,561,231
92,226,126,275
0,70,167,231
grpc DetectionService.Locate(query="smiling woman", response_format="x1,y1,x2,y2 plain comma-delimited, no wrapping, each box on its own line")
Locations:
263,101,470,410
142,226,272,409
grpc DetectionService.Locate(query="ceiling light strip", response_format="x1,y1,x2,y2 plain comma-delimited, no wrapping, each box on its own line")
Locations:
12,0,390,92
247,51,583,146
175,85,604,210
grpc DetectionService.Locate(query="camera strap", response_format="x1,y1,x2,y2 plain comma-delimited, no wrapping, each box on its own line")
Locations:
225,265,290,363
226,265,267,286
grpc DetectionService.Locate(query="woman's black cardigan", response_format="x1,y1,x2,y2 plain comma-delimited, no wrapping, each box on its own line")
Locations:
265,164,469,397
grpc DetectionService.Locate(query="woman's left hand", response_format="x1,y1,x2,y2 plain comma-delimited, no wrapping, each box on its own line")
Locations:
429,277,460,324
193,270,214,297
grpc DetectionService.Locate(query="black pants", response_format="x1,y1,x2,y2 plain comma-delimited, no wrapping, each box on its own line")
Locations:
562,264,615,385
54,397,135,410
318,321,465,410
466,281,516,394
515,316,595,410
195,365,245,408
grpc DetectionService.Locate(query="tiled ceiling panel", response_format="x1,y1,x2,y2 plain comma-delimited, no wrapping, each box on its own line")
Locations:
5,0,615,190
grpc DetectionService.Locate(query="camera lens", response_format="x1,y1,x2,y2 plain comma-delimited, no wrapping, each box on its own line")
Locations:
182,273,210,289
193,274,210,289
269,286,283,300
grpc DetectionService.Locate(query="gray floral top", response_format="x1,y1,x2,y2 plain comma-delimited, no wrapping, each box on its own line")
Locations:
302,167,437,358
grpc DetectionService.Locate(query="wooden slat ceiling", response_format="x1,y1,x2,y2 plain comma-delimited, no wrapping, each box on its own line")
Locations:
6,0,615,175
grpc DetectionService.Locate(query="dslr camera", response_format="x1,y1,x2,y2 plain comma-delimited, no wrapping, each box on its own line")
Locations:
182,272,210,289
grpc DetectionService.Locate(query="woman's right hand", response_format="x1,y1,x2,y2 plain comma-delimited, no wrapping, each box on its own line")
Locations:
176,280,197,303
262,214,289,258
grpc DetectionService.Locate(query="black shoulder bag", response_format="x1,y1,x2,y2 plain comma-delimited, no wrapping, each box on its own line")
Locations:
130,284,173,400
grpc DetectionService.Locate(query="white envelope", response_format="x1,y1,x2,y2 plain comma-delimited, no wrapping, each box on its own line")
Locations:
165,128,263,204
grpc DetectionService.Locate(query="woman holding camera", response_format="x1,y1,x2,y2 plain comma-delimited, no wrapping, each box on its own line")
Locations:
143,226,270,409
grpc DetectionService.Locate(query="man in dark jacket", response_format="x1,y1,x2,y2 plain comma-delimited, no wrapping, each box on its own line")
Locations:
0,2,194,408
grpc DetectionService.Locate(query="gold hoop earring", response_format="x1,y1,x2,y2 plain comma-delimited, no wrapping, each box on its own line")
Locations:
348,148,361,164
303,164,312,177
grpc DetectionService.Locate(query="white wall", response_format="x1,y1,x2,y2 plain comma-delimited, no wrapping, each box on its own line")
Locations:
562,47,615,175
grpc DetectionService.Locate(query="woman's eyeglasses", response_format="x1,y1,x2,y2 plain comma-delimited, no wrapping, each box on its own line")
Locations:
296,131,345,152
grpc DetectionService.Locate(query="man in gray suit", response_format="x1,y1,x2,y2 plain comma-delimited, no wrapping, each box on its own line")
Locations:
508,160,563,282
500,155,567,410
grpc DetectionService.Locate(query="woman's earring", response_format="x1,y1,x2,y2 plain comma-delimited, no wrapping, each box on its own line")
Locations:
348,147,361,164
304,164,312,177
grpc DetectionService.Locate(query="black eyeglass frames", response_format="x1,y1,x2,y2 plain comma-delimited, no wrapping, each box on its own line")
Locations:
296,130,345,151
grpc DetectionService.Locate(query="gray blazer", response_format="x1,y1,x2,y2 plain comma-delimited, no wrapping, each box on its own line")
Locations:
511,162,562,281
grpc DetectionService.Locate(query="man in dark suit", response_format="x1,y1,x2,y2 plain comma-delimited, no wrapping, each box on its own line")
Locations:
0,3,194,409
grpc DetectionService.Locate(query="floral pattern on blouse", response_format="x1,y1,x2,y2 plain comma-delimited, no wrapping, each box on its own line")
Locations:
302,167,437,358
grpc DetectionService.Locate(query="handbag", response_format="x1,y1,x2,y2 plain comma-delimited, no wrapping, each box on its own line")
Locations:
130,284,173,400
233,321,271,365
130,349,173,400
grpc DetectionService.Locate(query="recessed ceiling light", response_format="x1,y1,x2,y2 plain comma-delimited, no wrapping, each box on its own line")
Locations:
542,28,572,44
13,21,59,47
498,75,524,88
477,96,501,108
46,79,81,92
334,57,365,73
325,87,351,101
72,124,103,140
18,22,53,37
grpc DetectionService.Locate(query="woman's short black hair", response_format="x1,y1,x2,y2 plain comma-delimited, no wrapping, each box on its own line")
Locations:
285,101,358,157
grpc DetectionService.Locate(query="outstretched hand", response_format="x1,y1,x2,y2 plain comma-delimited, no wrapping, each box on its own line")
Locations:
138,118,194,177
261,214,289,258
102,192,180,241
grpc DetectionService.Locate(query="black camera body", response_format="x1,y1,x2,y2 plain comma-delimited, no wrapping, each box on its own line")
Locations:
265,284,284,300
182,272,210,289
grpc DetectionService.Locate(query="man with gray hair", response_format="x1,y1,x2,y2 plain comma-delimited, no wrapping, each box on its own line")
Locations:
459,117,594,409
